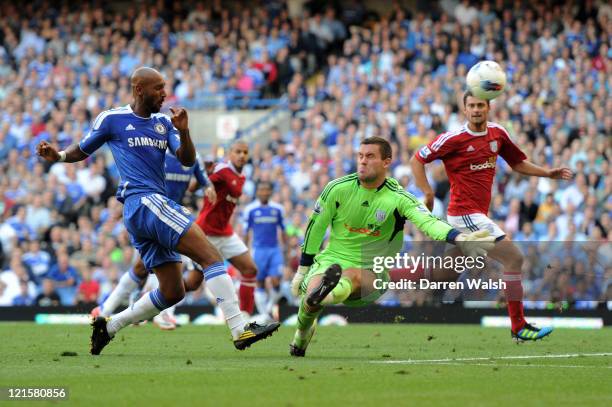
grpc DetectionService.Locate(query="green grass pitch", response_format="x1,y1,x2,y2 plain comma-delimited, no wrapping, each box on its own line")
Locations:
0,323,610,406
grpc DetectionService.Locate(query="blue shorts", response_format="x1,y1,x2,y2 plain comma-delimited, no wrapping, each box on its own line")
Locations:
253,246,283,281
123,194,194,270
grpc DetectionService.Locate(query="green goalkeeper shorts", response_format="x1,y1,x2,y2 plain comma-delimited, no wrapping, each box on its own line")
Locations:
299,258,389,307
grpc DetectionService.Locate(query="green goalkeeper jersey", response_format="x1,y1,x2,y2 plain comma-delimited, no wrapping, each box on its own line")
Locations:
302,173,454,269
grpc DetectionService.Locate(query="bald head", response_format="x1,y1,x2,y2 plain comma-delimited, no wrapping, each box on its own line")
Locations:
131,67,163,87
130,67,166,115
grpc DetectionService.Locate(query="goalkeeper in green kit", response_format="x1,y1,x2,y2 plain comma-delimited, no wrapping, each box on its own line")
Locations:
289,137,496,357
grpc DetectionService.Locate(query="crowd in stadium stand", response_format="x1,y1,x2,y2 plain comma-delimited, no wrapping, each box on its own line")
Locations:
0,1,610,308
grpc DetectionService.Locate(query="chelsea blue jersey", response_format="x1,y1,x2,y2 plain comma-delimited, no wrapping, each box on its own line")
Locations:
78,104,181,203
243,200,285,248
164,151,208,203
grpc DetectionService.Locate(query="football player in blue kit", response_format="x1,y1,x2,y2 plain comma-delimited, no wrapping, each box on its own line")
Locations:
243,181,288,320
37,67,279,355
90,149,213,330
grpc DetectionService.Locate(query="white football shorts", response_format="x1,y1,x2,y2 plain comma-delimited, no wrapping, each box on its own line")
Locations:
206,233,249,260
447,213,506,241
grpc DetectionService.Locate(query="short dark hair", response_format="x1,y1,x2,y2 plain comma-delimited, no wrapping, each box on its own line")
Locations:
257,181,273,191
230,139,248,149
361,136,392,160
463,90,490,107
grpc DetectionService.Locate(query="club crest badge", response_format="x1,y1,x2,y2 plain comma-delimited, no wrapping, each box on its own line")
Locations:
489,140,498,153
375,209,386,222
154,123,167,134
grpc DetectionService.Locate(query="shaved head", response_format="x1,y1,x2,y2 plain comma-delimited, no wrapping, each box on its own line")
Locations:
230,139,248,150
130,66,166,115
131,67,163,88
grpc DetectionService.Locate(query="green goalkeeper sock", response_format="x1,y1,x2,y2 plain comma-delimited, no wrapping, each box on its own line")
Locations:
320,276,353,305
296,298,322,332
293,298,321,349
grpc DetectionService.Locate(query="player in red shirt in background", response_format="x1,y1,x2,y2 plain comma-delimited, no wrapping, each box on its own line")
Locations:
185,141,259,315
411,90,573,342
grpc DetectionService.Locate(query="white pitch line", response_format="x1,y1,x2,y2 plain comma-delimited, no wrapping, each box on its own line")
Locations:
418,362,612,369
371,352,612,364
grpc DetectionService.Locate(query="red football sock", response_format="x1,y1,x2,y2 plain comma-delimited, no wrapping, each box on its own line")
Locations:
504,272,525,333
239,276,256,315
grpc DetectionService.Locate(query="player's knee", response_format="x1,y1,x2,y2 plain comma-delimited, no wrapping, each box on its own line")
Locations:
191,254,215,271
178,232,223,269
504,254,524,273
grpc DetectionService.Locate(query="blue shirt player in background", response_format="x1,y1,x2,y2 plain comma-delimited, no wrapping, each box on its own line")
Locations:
244,181,288,321
165,150,210,203
90,149,212,331
37,66,279,355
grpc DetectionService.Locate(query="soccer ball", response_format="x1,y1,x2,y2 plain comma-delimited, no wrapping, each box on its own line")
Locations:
466,61,507,100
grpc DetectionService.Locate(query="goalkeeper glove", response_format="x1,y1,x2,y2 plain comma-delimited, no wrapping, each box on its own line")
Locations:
291,265,310,297
455,230,496,258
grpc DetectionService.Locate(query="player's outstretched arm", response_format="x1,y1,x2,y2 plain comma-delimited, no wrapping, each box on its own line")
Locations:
37,141,88,163
397,187,452,242
394,182,494,256
169,107,196,167
511,160,573,179
410,154,435,211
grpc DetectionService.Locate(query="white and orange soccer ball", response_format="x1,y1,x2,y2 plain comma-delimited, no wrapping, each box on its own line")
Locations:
466,60,507,100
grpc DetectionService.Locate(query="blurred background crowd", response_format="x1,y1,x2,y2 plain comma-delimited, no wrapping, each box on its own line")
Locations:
0,0,609,308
